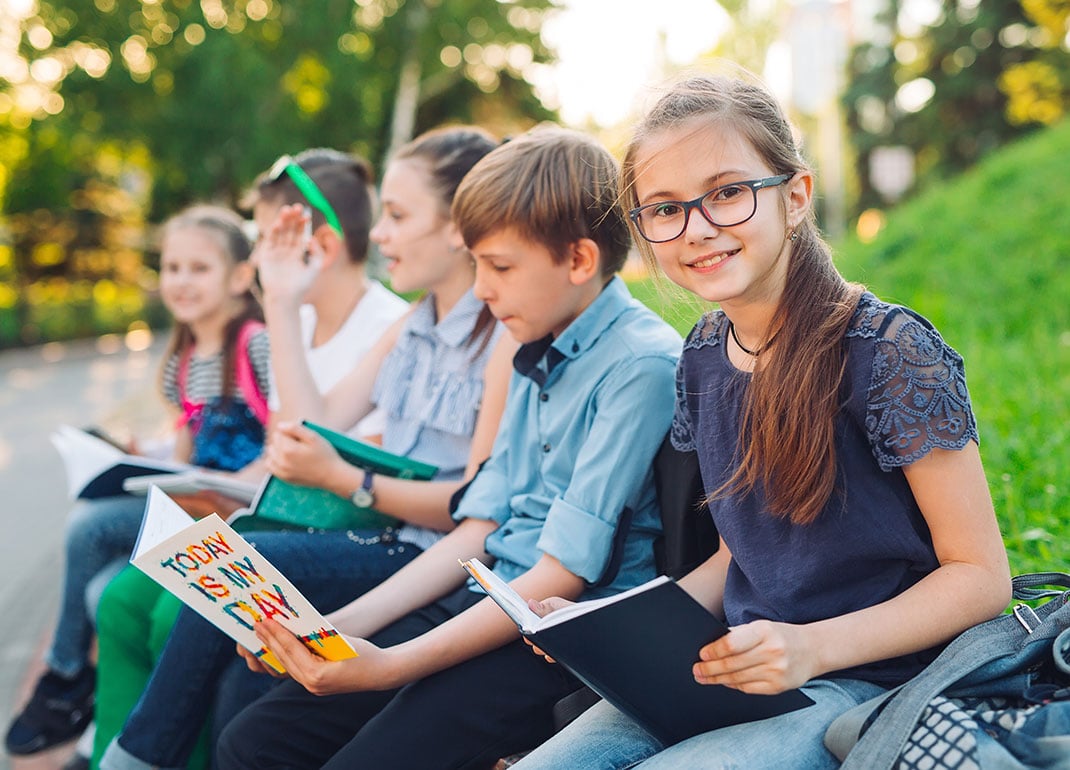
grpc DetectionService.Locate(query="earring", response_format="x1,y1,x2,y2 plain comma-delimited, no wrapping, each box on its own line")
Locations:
789,230,799,242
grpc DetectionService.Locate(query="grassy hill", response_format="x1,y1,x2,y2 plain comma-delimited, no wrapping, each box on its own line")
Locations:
834,119,1070,573
633,118,1070,573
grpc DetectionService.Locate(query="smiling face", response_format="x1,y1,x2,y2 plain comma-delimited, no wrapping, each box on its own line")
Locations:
159,226,245,332
370,158,470,297
631,119,810,312
471,229,598,344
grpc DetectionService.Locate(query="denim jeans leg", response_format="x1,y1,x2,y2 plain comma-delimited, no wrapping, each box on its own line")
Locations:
515,679,887,770
46,495,148,676
511,698,664,770
635,679,888,770
106,529,422,769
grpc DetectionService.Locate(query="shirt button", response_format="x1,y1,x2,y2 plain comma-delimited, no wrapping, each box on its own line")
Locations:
542,443,551,453
540,392,549,402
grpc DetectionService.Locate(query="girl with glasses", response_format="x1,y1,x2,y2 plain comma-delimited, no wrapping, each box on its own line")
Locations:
513,72,1011,770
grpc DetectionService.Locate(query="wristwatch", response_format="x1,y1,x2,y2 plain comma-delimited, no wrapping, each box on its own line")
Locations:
350,471,375,508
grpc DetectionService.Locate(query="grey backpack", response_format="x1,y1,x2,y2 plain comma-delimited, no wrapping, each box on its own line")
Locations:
825,572,1070,769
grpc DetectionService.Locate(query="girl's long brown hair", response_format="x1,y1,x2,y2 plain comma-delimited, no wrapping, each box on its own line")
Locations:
393,126,500,356
159,205,262,406
622,75,864,525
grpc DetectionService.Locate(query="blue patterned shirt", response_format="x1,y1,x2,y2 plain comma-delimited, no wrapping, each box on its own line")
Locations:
672,292,978,685
372,289,502,549
372,289,501,480
455,277,682,600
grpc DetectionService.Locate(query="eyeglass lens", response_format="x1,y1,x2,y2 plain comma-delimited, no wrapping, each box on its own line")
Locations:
636,183,758,243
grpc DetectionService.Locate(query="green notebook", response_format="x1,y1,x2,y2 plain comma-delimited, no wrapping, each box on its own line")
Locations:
239,421,438,532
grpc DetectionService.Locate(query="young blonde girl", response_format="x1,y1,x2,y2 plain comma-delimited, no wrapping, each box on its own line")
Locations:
4,205,269,759
514,73,1011,770
157,206,269,470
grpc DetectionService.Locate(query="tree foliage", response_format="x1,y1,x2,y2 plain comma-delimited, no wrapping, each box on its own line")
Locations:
843,0,1069,214
0,0,556,346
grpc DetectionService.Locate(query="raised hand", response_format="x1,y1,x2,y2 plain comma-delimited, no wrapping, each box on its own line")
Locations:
254,203,324,307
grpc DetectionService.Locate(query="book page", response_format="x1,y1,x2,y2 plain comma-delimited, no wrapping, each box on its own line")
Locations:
124,472,259,505
51,425,122,498
461,557,672,634
460,558,542,632
131,487,357,673
51,425,188,499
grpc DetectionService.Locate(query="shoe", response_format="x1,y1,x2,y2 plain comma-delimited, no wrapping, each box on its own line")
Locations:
61,754,91,770
4,667,95,755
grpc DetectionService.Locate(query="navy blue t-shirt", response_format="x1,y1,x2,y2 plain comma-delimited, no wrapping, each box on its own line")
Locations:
672,293,978,685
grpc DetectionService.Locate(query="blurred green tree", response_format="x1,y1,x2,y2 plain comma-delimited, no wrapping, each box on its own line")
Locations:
842,0,1069,215
0,0,556,346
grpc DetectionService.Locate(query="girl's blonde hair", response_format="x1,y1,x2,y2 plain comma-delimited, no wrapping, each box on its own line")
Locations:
623,74,864,526
158,205,262,405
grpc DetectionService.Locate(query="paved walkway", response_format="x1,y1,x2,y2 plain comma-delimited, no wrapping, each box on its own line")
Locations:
0,336,168,770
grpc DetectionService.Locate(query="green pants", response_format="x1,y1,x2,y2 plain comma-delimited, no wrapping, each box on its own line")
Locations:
92,565,210,769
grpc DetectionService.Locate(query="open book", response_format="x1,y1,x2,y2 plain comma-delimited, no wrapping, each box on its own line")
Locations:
235,421,438,532
131,487,357,673
51,424,188,499
123,472,259,506
461,558,813,746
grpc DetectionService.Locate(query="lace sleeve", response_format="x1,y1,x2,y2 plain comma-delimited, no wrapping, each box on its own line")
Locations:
864,310,978,470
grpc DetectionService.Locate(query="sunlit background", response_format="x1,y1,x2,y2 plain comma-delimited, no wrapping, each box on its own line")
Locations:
0,0,1067,352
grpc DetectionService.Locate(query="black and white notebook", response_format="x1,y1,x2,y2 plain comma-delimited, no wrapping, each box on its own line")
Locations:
461,558,813,746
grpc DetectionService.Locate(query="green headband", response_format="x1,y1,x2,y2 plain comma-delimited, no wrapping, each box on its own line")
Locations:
267,156,344,238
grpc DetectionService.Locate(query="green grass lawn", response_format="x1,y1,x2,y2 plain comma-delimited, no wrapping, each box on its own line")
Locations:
628,117,1070,575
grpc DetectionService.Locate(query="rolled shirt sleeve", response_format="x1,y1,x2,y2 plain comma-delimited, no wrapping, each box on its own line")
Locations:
536,356,677,583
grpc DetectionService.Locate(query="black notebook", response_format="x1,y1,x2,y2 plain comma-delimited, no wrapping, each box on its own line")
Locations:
461,558,813,746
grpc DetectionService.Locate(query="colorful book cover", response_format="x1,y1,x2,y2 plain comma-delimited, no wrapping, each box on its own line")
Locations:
131,487,357,674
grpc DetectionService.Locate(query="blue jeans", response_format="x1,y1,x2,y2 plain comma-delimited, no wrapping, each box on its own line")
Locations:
99,528,422,770
513,678,888,770
47,495,147,676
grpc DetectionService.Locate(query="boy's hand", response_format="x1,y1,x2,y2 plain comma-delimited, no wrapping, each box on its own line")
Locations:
254,203,323,307
252,618,402,695
522,596,575,663
264,422,345,489
693,619,818,694
235,642,288,678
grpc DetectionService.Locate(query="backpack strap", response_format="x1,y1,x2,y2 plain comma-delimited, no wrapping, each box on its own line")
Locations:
175,346,202,429
234,320,270,426
829,571,1070,769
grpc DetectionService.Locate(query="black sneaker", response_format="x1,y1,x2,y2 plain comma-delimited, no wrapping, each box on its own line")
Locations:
61,753,91,770
4,667,95,755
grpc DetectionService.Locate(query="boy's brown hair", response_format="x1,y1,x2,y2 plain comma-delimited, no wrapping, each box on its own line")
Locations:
452,125,630,278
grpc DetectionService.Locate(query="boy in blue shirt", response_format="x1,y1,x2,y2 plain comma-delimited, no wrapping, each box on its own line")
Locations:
217,126,682,770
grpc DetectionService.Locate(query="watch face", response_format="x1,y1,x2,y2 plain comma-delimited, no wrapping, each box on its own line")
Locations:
351,488,374,508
